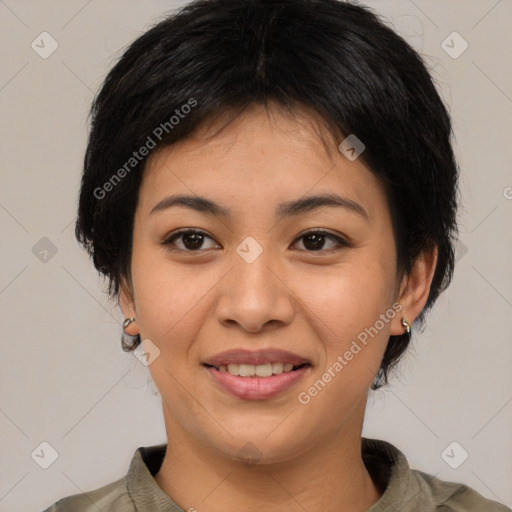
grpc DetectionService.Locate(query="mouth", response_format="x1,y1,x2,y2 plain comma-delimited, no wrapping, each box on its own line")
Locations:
202,362,311,377
201,349,312,400
202,348,311,369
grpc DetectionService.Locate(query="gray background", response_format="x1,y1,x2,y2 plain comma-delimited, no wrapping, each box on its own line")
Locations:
1,1,511,511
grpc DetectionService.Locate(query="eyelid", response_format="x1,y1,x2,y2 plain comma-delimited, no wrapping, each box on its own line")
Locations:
160,228,351,252
161,228,219,251
291,228,351,252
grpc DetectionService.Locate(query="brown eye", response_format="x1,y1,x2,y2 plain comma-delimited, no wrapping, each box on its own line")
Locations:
161,229,219,251
161,228,349,253
292,230,350,252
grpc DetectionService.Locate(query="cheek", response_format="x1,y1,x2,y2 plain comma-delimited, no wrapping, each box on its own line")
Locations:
130,241,181,324
130,247,219,359
296,256,396,333
292,257,396,383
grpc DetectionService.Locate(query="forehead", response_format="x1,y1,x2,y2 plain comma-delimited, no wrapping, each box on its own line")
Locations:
155,103,340,163
136,103,386,222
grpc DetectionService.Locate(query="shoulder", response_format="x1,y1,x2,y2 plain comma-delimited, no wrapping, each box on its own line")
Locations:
362,438,510,512
411,469,511,512
40,475,134,512
39,443,169,512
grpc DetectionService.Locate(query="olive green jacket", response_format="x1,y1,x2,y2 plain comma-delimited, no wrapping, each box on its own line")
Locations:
41,438,510,511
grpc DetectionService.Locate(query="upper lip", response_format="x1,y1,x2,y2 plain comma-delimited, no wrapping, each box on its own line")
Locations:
202,348,311,367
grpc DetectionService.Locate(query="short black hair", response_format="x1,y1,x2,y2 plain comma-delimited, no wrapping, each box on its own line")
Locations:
75,0,459,389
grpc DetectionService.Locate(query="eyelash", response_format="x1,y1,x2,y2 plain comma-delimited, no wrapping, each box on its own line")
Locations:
160,228,350,254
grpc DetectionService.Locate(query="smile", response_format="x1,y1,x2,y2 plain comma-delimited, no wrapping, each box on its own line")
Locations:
203,363,311,400
205,362,310,377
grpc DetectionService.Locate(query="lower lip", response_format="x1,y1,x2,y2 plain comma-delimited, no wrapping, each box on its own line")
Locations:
204,365,310,400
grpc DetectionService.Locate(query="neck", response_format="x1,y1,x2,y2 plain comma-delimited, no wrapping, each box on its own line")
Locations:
154,401,382,512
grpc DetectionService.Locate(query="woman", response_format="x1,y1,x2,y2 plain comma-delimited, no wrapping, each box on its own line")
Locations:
42,0,510,510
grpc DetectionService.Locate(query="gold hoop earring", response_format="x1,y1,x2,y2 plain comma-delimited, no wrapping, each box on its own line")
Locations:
401,317,411,334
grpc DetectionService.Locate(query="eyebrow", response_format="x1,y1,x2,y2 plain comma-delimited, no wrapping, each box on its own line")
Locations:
149,193,369,221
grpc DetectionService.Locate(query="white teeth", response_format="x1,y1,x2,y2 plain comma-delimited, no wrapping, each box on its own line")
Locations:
239,364,255,377
272,362,284,374
220,362,302,377
227,364,239,375
255,363,273,377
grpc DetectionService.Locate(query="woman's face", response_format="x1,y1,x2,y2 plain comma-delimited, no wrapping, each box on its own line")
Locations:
120,104,408,464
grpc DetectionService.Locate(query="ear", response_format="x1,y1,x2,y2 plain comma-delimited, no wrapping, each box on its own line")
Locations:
390,244,438,336
118,277,138,336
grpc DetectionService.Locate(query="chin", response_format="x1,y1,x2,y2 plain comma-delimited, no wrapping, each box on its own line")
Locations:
207,429,312,467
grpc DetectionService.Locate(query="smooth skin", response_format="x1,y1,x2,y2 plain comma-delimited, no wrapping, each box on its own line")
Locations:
119,103,437,512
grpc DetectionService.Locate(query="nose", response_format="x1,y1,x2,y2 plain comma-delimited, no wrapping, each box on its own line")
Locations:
215,247,295,333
